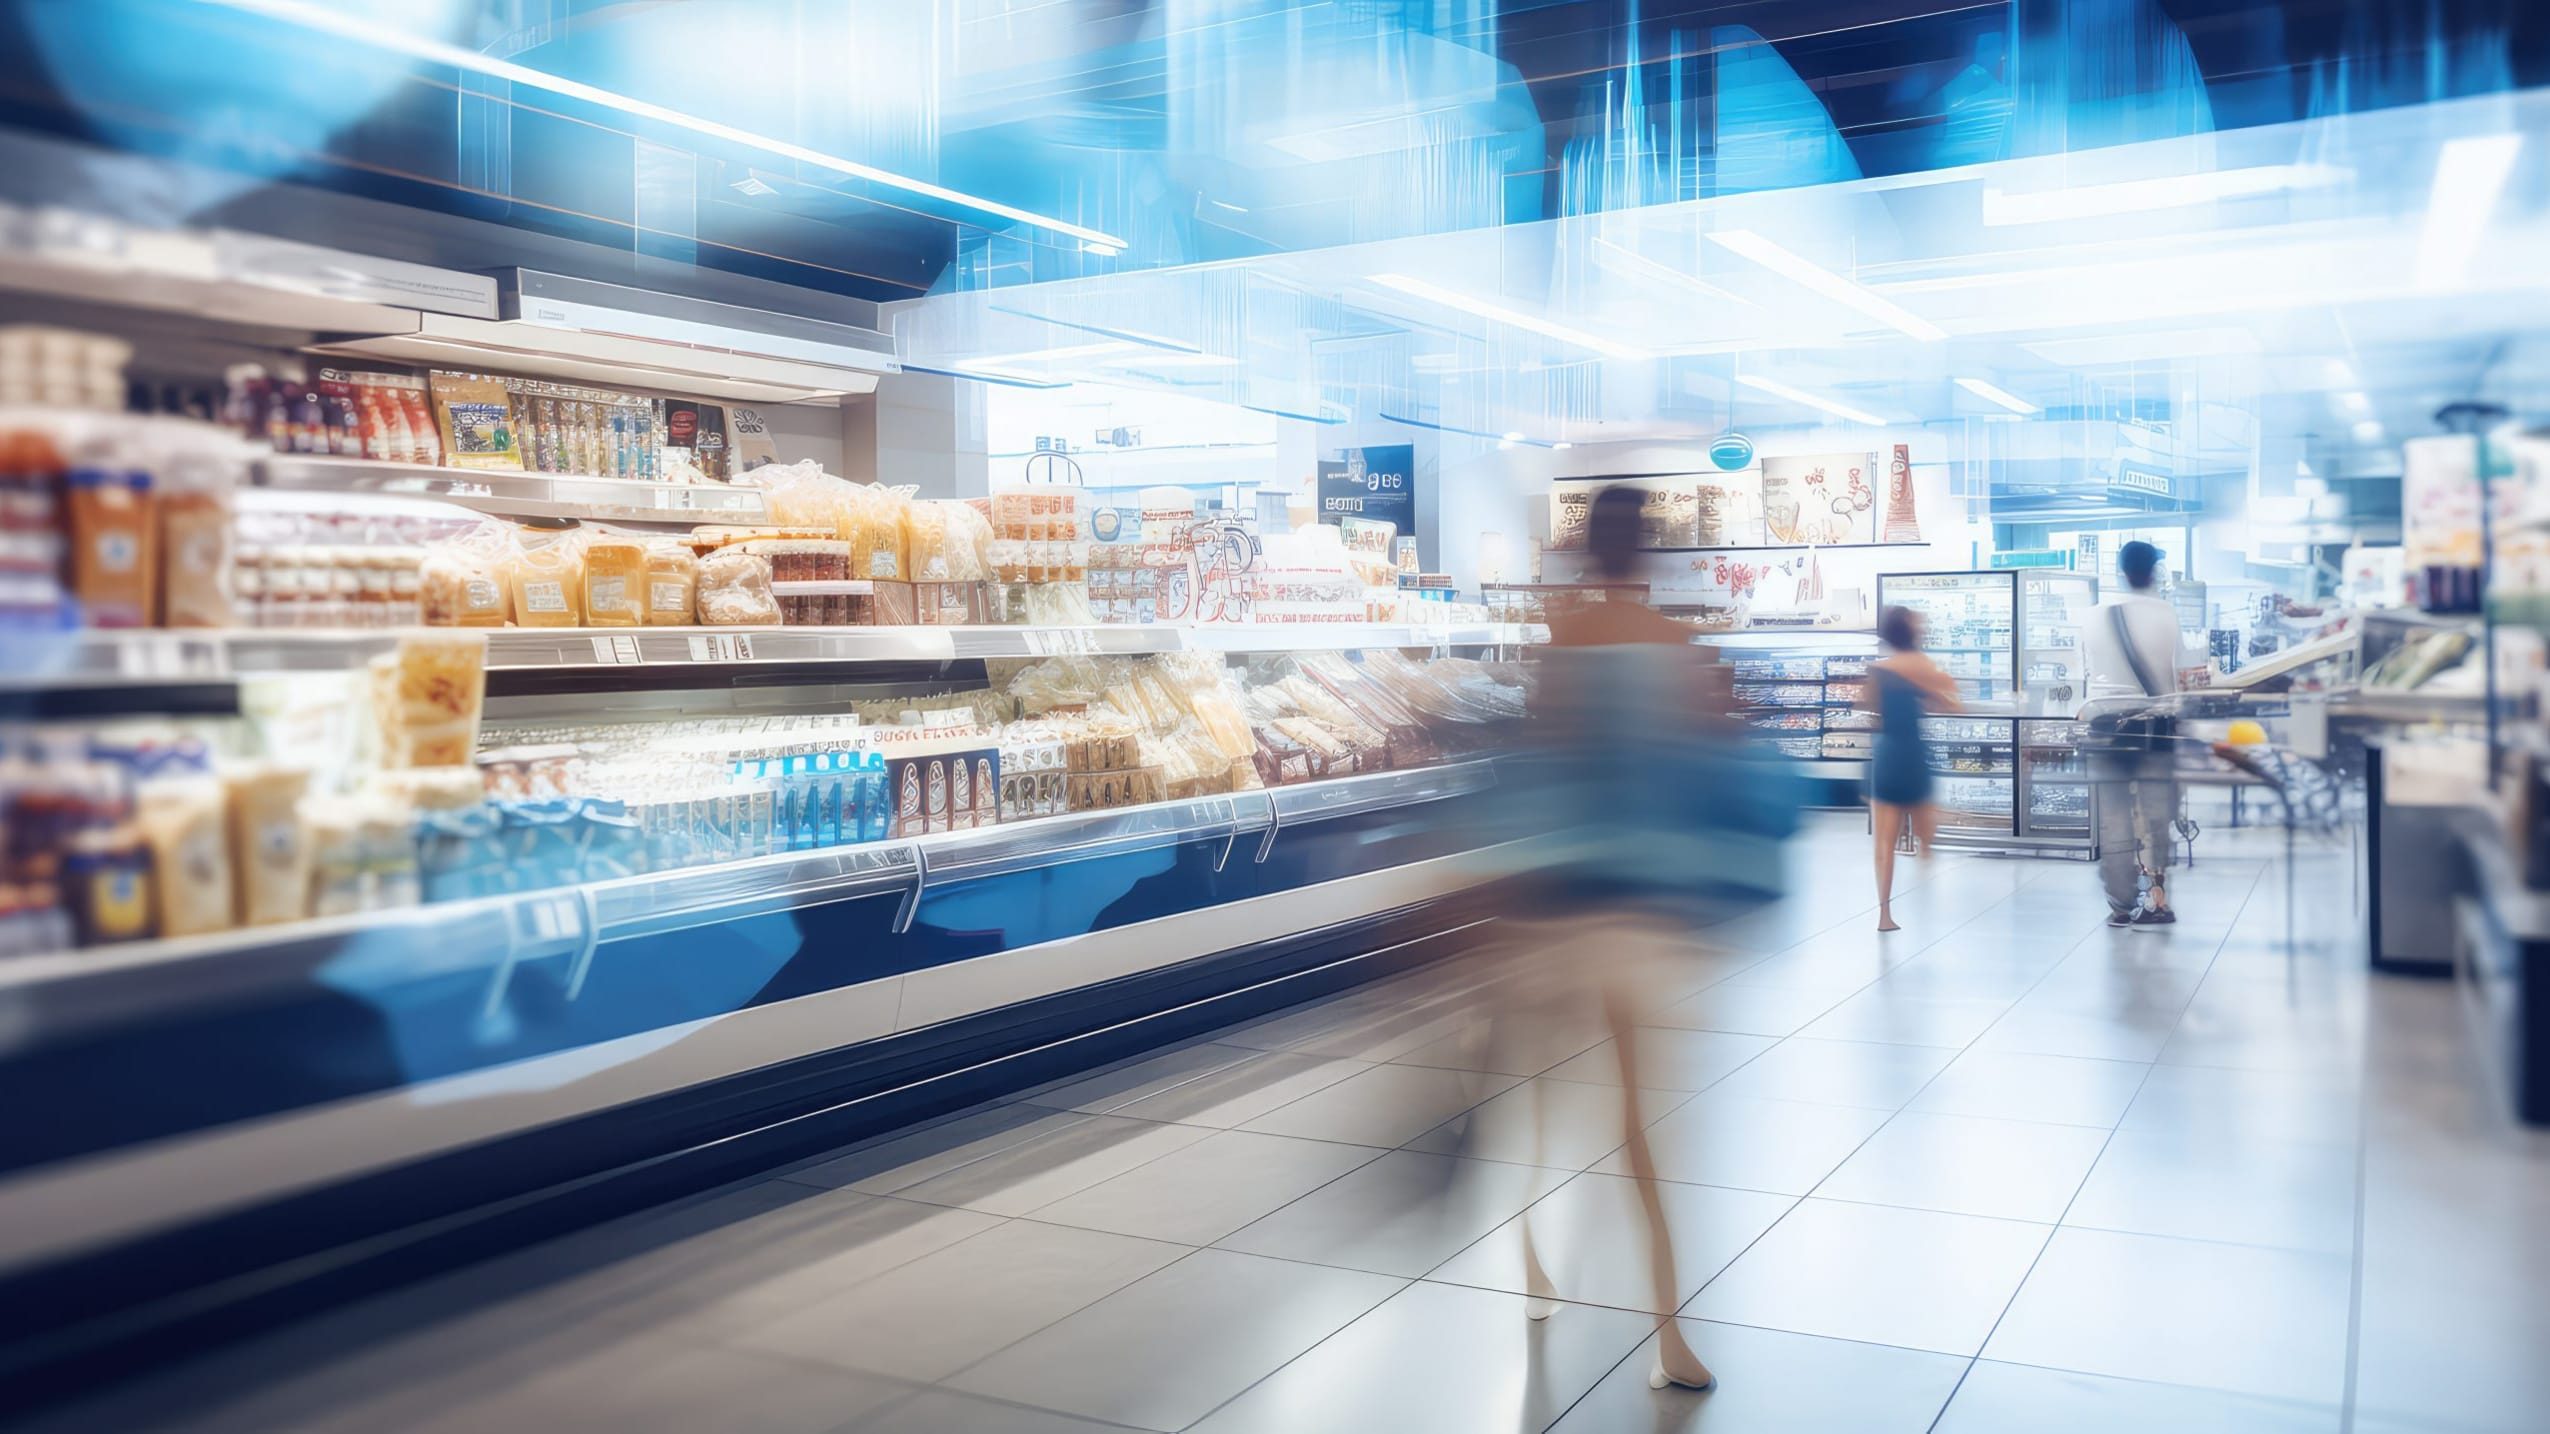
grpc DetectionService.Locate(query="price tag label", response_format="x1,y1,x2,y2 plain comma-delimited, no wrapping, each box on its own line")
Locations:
588,635,643,665
687,633,756,663
1023,628,1100,657
115,636,224,680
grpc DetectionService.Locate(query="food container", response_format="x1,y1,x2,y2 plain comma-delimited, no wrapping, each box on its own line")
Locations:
697,549,780,626
644,544,699,626
65,468,157,628
581,538,647,627
226,763,312,927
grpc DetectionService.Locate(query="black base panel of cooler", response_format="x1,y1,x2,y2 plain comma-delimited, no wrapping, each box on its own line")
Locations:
0,895,1495,1417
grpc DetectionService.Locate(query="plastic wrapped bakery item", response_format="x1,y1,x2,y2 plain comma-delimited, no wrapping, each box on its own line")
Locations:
501,525,587,627
696,549,781,625
644,543,699,626
936,499,992,581
136,775,233,937
1005,652,1116,714
370,631,489,769
226,762,312,927
1271,674,1389,750
157,428,243,628
581,538,647,627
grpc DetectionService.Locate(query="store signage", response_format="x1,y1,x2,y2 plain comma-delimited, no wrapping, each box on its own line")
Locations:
1989,549,2070,569
2112,463,2176,498
1319,443,1417,554
1708,433,1756,471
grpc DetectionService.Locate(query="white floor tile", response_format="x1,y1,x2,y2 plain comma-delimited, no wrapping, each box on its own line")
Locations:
1681,1198,2051,1355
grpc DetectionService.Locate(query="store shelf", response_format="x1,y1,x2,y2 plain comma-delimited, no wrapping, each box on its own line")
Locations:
258,454,774,525
1,760,1499,1036
0,622,1538,693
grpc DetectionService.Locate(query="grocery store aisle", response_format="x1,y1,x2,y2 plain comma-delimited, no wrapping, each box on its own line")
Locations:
21,812,2550,1434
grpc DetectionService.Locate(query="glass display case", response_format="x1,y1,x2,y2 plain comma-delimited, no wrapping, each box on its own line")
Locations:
1876,571,2019,710
1920,714,2020,840
2018,718,2098,853
1720,632,1882,773
2020,572,2100,716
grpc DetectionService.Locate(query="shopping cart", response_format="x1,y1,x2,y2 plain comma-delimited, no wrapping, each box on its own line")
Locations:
2205,739,2348,952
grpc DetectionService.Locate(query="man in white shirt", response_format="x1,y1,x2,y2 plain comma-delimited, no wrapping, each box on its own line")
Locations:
2081,541,2187,929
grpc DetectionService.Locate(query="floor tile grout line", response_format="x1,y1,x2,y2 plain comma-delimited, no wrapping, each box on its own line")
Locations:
1921,856,2273,1434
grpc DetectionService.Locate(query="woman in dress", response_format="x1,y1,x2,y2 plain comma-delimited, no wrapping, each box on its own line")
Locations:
1864,604,1963,931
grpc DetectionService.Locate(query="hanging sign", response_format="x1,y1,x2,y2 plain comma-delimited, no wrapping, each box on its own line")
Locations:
1319,444,1417,554
1708,432,1757,471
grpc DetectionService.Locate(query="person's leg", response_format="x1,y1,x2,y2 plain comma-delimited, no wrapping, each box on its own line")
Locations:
1910,802,1941,872
1871,801,1904,931
2139,771,2179,911
2095,774,2141,917
1602,971,1713,1390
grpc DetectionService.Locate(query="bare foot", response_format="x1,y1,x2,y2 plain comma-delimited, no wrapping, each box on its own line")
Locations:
1876,915,1900,933
1521,1229,1560,1321
1649,1328,1716,1390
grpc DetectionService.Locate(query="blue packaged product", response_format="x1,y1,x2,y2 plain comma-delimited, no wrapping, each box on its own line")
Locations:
580,797,646,882
417,803,503,903
501,798,584,891
815,752,845,847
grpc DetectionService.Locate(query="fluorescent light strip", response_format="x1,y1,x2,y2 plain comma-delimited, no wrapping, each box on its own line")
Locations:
1366,274,1651,360
1954,377,2039,416
2415,133,2524,290
956,341,1137,369
205,0,1127,251
1980,163,2349,225
1706,231,1946,342
1736,374,1886,427
1589,237,1753,307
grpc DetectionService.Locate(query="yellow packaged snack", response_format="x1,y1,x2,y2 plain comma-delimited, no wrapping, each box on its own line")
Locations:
503,527,586,627
581,538,646,627
644,543,699,626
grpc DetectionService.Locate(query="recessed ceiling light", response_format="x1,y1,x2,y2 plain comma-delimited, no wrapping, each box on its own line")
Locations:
1980,163,2350,225
1501,431,1526,442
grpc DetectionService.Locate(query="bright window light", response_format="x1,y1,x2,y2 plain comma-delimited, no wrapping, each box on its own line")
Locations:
1706,231,1945,342
1736,374,1886,427
1954,377,2040,415
1366,274,1651,360
205,0,1129,251
1980,163,2350,226
2415,133,2524,291
1501,431,1526,442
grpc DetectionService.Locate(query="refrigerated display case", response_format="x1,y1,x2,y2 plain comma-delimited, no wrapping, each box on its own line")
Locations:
2020,572,2100,716
2018,718,2098,854
1718,631,1880,789
1877,571,2019,709
1919,714,2019,841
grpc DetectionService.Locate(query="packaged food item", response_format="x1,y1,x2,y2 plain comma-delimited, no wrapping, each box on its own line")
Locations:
302,795,369,918
158,442,239,628
226,763,311,927
581,538,647,627
136,776,233,937
644,543,699,626
396,377,442,466
65,467,157,628
419,547,509,626
502,526,586,627
63,824,154,945
697,549,780,625
371,631,489,768
428,371,524,470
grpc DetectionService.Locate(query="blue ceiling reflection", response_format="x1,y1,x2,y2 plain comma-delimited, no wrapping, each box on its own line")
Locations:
0,0,2538,303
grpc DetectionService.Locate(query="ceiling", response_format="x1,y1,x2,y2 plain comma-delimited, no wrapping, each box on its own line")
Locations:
889,85,2550,476
3,0,2544,305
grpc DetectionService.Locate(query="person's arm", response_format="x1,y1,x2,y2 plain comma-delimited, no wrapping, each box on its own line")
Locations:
1912,655,1966,711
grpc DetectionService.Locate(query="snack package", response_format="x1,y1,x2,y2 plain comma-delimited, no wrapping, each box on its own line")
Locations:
419,545,510,626
502,526,587,627
697,549,781,625
581,537,647,627
226,762,312,927
644,543,699,626
371,631,489,768
157,431,242,628
428,371,524,470
65,467,157,628
137,776,234,937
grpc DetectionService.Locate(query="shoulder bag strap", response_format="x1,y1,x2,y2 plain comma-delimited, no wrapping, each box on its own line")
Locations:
2110,602,2163,698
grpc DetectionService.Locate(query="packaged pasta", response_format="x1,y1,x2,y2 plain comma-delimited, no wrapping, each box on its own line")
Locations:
697,548,780,625
845,483,910,580
226,762,312,927
581,538,647,627
136,776,233,937
644,543,699,626
428,371,524,470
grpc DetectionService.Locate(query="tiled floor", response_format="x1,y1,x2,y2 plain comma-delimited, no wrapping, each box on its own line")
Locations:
28,810,2550,1433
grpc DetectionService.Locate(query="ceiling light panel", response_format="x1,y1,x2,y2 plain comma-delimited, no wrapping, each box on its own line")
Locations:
1706,230,1946,342
1735,373,1887,426
1365,273,1651,360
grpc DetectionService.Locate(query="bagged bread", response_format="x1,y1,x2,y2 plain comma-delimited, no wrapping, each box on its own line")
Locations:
226,763,312,927
697,549,780,625
137,776,234,936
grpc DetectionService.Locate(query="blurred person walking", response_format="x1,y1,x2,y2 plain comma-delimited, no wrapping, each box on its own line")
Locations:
1863,605,1962,931
2080,540,2186,929
1475,484,1797,1394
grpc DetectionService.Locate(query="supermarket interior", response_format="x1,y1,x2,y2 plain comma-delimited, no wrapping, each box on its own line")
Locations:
3,1,2550,1431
